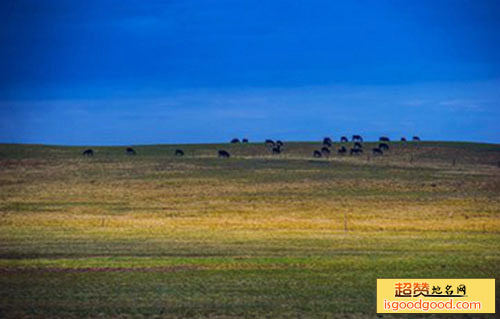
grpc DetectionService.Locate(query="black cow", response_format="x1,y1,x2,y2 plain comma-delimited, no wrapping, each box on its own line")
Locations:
412,136,421,141
218,150,231,158
126,147,136,155
321,147,331,157
231,138,240,144
82,149,94,156
338,146,347,155
372,148,383,155
272,146,281,154
340,136,349,143
175,149,184,156
379,136,390,142
350,148,363,155
276,140,284,147
352,135,363,142
265,139,275,146
379,143,389,151
401,137,407,142
323,137,332,145
242,138,249,143
353,142,363,149
313,150,322,158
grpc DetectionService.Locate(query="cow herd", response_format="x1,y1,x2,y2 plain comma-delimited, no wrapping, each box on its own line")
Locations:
310,135,420,158
82,135,421,159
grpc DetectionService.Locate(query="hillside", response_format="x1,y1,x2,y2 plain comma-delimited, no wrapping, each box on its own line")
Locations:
0,141,499,318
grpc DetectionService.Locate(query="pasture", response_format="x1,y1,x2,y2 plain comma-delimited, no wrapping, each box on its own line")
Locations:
0,141,499,318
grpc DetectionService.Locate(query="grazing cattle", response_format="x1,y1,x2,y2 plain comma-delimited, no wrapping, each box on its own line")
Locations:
231,138,240,144
265,139,275,146
272,146,281,154
218,150,230,158
372,148,383,155
353,142,363,149
242,138,249,143
379,143,389,151
321,147,331,157
276,140,284,147
379,136,390,142
323,140,332,147
82,149,94,156
338,146,347,155
313,150,322,158
174,149,184,156
401,137,407,142
350,148,363,155
126,147,136,155
340,136,349,143
412,136,421,141
323,137,332,145
352,135,363,142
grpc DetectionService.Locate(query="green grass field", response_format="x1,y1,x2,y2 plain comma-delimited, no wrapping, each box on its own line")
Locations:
1,141,499,318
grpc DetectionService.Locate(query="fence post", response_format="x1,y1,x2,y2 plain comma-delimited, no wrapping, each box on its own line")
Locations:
344,211,348,232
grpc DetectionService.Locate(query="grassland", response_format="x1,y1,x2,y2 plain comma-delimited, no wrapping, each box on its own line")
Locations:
0,141,499,318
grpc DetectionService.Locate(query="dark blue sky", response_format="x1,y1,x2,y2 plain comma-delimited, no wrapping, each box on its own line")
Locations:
1,0,499,145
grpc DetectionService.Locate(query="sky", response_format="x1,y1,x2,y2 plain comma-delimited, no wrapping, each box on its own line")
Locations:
0,0,499,145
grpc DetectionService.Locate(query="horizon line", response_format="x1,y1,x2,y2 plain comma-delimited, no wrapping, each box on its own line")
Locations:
1,140,499,148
